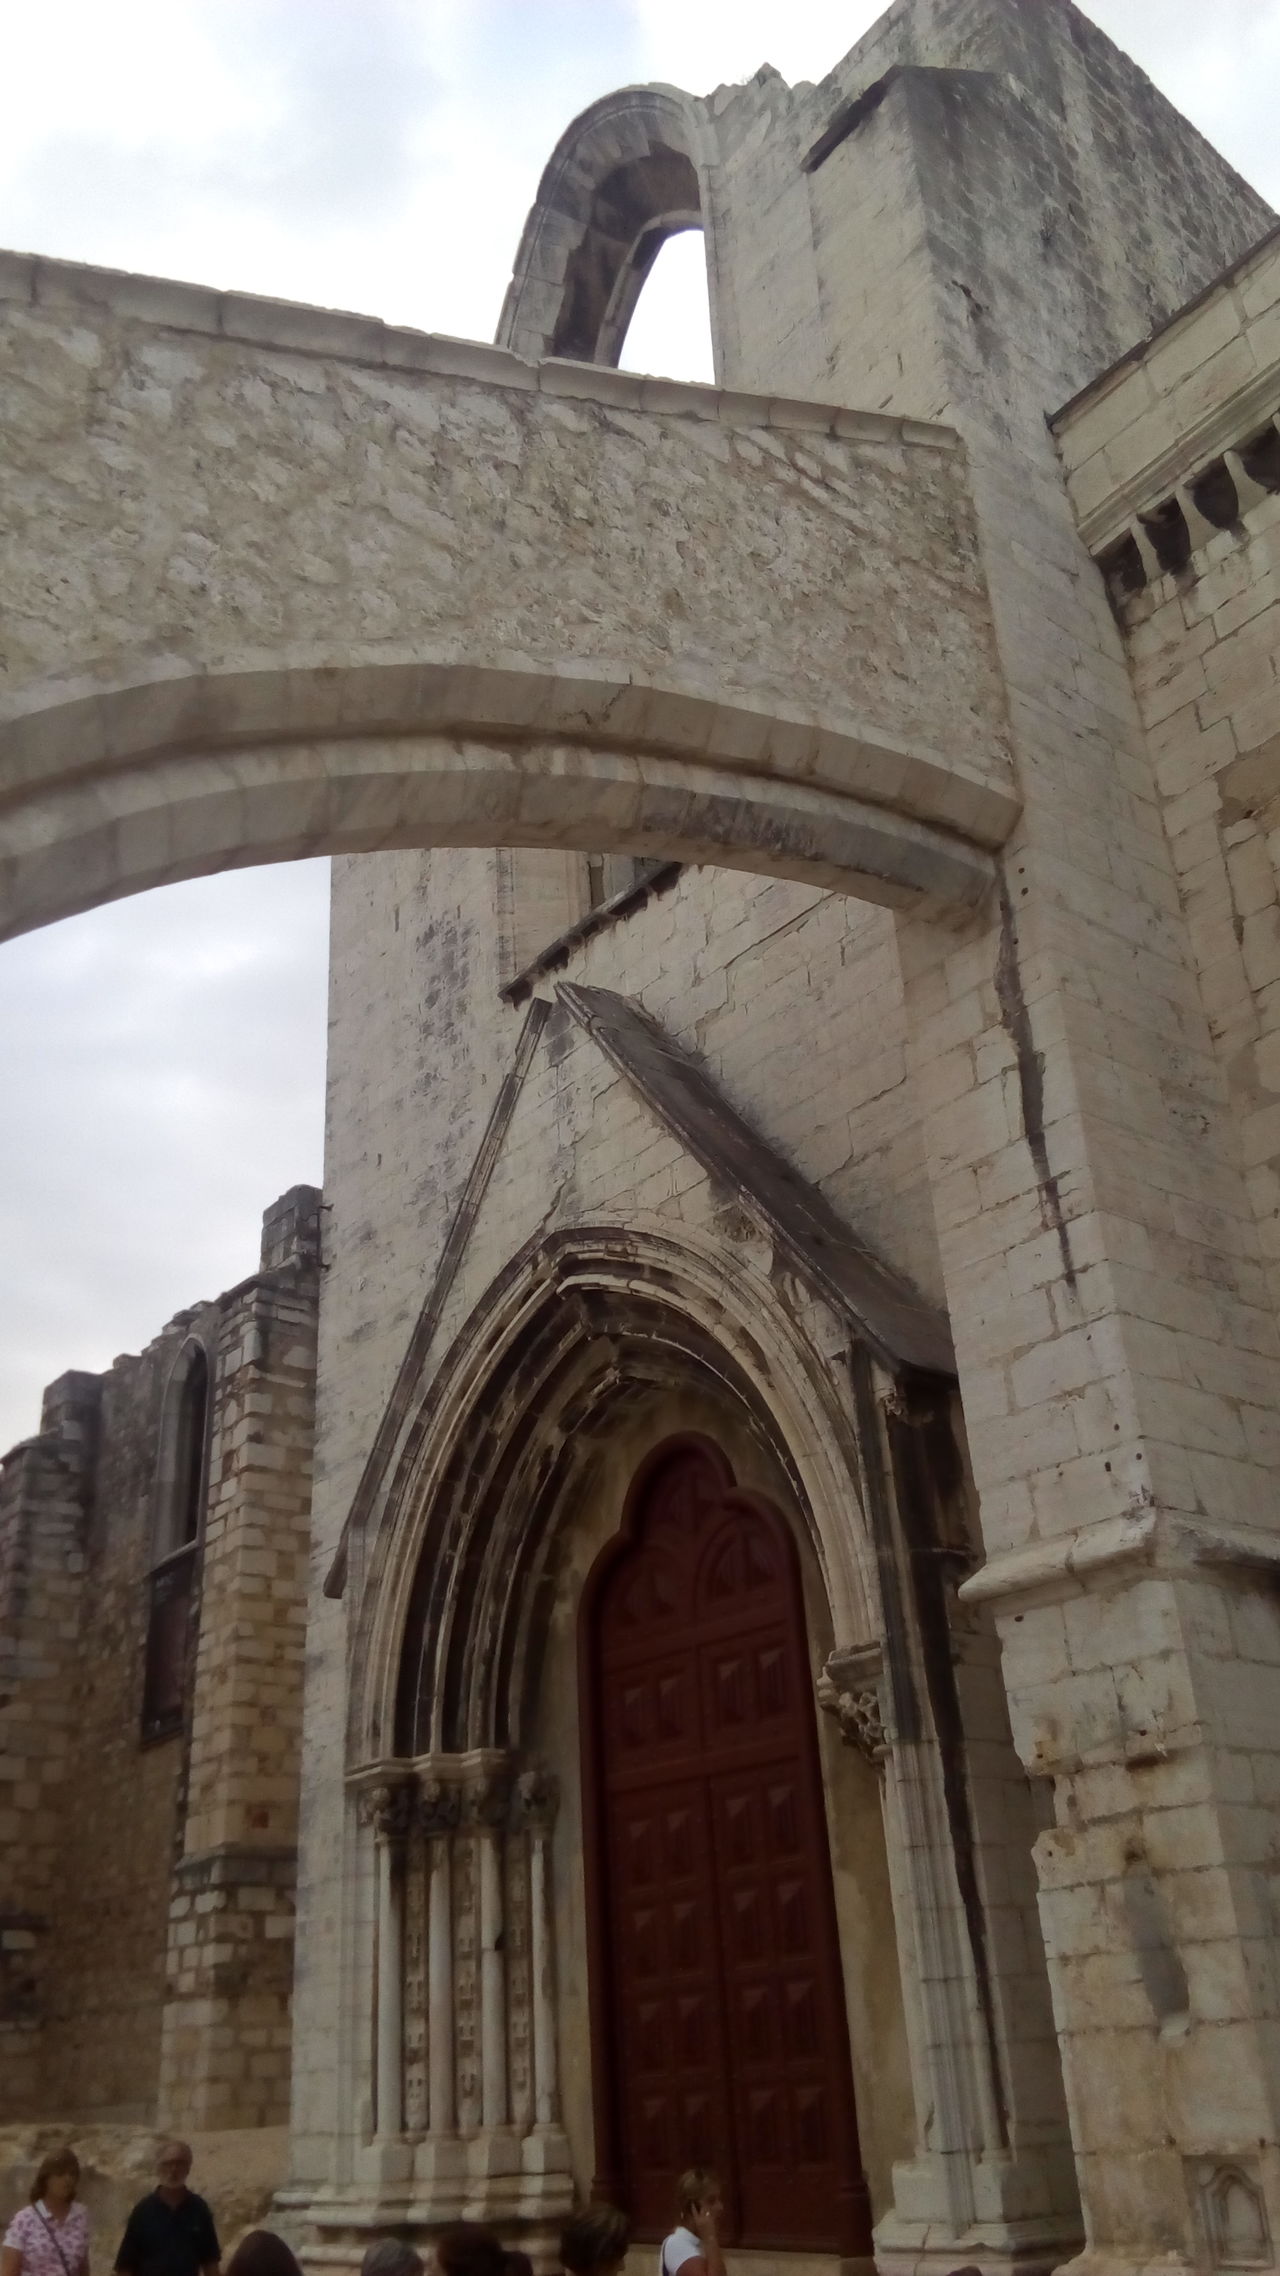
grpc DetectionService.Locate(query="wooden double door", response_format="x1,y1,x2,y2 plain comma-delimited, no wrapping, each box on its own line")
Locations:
585,1440,872,2253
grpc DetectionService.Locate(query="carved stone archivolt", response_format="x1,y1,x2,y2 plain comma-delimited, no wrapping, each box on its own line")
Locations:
817,1643,891,1765
348,1752,569,2203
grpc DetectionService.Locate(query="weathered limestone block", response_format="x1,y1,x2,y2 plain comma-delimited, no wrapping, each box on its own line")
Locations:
0,256,1018,935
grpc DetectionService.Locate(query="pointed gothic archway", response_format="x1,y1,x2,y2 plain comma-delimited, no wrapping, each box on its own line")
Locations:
581,1435,874,2257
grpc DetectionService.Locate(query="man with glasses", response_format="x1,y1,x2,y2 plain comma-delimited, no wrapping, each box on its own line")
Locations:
114,2145,220,2276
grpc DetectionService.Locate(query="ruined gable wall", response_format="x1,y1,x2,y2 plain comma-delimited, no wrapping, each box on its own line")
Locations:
514,867,944,1310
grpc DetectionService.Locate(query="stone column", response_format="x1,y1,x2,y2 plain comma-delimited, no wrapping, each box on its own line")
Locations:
511,1769,572,2214
821,1590,1077,2276
821,1644,1003,2265
413,1774,465,2201
363,1781,413,2142
422,1778,460,2139
460,1754,520,2200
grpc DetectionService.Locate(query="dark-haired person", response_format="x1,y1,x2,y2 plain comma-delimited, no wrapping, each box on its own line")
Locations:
2,2148,90,2276
361,2247,424,2276
559,2206,629,2276
503,2254,534,2276
114,2143,219,2276
222,2241,301,2276
660,2170,724,2276
429,2227,505,2276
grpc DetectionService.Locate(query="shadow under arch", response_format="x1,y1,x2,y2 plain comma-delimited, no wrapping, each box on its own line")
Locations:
497,83,712,368
346,1221,889,1774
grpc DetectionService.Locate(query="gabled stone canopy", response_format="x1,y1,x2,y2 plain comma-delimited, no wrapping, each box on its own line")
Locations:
0,252,1017,939
325,981,950,1613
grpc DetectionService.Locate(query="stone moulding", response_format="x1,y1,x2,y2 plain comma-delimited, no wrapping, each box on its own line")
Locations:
959,1505,1280,1612
0,680,1011,943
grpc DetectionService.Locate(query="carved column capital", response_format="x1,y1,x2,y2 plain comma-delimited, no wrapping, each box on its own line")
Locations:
357,1778,416,1840
461,1760,512,1830
817,1644,890,1766
511,1765,559,1835
418,1775,463,1839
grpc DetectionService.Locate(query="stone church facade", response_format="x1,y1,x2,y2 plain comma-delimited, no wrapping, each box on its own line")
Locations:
4,4,1280,2276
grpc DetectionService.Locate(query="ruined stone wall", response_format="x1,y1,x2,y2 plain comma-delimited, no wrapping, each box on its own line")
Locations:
161,1188,322,2133
0,1191,319,2132
40,1319,218,2122
0,1375,99,2117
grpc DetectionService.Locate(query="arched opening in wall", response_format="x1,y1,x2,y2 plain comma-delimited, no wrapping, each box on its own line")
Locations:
617,228,715,385
581,1436,873,2256
142,1342,209,1742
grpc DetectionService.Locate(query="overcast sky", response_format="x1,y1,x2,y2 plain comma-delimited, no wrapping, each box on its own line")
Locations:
1,1,1278,1451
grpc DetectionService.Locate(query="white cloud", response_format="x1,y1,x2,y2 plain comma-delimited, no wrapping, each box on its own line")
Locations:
0,865,330,1448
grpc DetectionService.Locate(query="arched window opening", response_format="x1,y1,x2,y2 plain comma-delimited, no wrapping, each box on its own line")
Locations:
142,1344,209,1742
617,226,715,384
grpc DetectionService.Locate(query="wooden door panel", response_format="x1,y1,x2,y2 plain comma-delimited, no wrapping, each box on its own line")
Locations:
590,1444,871,2254
606,1778,734,2234
710,1764,850,2245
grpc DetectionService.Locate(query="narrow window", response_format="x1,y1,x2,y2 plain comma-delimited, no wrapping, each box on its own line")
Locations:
142,1346,208,1741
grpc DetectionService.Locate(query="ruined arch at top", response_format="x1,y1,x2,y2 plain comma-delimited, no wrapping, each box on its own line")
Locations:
497,85,710,369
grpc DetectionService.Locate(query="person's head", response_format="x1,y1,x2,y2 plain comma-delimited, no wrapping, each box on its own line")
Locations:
675,2171,723,2227
362,2246,425,2276
431,2225,506,2276
224,2233,304,2276
503,2254,534,2276
559,2206,630,2276
31,2150,80,2211
155,2142,193,2197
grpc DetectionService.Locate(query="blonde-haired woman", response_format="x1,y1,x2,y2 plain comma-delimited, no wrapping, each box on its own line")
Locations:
2,2148,91,2276
661,2169,724,2276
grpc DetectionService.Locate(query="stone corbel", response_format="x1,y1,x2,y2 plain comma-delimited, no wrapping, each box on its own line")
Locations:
511,1765,559,1835
818,1642,890,1765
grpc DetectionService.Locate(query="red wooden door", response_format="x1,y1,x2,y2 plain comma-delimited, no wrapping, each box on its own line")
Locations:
588,1442,872,2253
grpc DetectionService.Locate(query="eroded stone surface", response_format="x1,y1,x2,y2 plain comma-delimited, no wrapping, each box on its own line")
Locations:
0,264,1014,932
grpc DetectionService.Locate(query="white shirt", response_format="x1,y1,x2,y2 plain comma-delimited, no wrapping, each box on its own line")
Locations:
661,2228,703,2276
